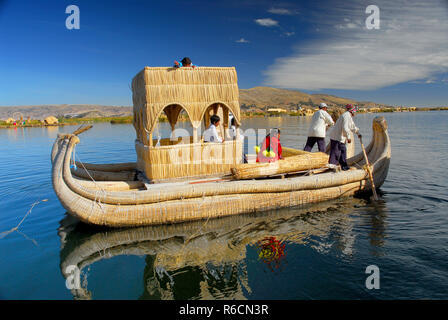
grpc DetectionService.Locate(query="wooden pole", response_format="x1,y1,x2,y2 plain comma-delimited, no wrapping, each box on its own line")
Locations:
72,125,93,136
359,135,379,200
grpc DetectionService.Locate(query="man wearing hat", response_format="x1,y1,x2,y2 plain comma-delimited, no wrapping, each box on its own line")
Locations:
328,104,361,171
304,103,334,153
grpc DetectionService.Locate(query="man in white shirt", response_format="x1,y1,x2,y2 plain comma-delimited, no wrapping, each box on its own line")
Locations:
328,104,361,171
203,115,223,143
304,103,334,152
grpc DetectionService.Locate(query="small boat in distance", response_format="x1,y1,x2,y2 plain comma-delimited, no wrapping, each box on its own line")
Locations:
51,67,391,227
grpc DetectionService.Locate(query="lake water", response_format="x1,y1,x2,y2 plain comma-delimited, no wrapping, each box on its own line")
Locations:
0,111,447,299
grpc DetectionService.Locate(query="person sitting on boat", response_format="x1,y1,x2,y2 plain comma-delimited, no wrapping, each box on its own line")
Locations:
229,117,244,141
203,115,223,143
229,117,248,163
256,128,282,163
304,103,334,153
174,57,196,69
328,104,361,171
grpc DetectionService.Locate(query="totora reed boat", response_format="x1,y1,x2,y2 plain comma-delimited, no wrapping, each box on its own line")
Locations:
51,67,391,227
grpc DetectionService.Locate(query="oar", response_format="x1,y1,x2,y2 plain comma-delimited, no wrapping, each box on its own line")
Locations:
358,134,379,201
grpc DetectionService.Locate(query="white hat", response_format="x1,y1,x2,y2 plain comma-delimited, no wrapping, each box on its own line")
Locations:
319,103,327,109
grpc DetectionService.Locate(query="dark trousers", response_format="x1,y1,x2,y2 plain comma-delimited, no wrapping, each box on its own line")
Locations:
329,139,348,169
304,137,326,153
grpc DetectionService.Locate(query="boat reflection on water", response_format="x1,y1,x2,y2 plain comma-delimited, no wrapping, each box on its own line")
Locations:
58,197,388,300
359,194,389,257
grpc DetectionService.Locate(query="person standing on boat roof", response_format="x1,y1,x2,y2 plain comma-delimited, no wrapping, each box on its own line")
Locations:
328,104,361,171
174,57,196,68
256,128,282,163
304,103,334,153
203,115,223,143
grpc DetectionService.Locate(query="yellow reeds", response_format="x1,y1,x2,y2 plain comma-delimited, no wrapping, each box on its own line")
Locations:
132,67,240,137
231,152,329,180
136,139,243,181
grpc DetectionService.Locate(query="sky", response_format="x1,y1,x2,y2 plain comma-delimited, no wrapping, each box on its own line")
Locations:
0,0,447,107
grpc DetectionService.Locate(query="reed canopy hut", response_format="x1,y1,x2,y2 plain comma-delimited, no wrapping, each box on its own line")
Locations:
132,67,243,182
44,116,59,125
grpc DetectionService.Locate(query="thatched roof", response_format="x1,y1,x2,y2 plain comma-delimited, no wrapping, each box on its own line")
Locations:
5,118,15,124
132,67,240,136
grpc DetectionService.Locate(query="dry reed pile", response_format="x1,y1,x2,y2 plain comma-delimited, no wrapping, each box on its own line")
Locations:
231,152,329,180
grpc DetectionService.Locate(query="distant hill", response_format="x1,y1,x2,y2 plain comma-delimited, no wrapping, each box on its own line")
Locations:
0,104,132,120
0,87,393,119
239,86,388,111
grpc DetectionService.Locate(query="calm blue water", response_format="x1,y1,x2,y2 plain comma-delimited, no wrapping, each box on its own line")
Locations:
0,112,447,299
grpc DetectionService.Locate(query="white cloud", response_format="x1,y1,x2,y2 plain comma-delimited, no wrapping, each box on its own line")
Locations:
236,38,250,43
336,22,358,29
264,0,448,90
268,8,297,15
284,32,295,37
255,18,279,27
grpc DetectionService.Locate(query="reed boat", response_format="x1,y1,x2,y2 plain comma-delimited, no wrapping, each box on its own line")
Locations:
51,67,391,227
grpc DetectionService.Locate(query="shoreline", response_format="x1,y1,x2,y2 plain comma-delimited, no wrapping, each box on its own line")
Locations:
1,108,447,129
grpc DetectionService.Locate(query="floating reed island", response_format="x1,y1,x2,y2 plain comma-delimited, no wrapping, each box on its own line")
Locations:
51,66,391,227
